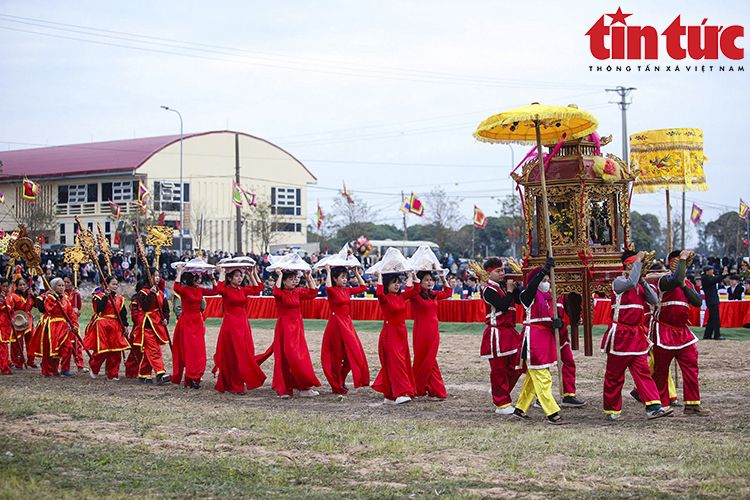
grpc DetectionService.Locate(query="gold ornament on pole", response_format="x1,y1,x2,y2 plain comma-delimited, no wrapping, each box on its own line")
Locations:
147,225,173,262
63,236,88,287
96,222,113,275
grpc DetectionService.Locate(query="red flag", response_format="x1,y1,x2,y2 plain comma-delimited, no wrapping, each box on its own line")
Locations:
176,220,181,230
40,232,45,245
114,232,120,245
507,227,515,239
158,212,165,225
743,239,749,247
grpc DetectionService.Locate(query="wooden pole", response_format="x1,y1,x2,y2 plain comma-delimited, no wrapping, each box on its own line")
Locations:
666,189,672,254
681,191,686,249
534,120,565,399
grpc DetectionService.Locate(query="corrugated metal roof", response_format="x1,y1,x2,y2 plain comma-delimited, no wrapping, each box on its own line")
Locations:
0,134,188,180
0,131,316,181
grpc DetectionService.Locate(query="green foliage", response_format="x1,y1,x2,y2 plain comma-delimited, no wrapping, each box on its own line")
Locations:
702,211,744,256
630,211,663,255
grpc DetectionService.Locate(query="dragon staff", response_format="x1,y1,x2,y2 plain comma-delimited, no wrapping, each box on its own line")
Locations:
96,222,113,275
132,222,171,349
131,222,155,288
82,234,133,350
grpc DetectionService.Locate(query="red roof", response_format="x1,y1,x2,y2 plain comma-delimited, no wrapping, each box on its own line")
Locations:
0,131,315,181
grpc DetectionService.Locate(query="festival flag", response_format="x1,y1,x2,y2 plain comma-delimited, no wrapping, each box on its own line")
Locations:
740,199,750,221
690,203,703,224
21,178,38,201
242,189,256,207
342,181,354,204
108,200,121,218
399,197,411,214
317,201,324,230
473,206,487,228
40,232,45,245
114,232,120,245
507,227,516,239
232,182,244,208
138,180,150,204
408,193,424,217
158,212,166,225
0,192,5,204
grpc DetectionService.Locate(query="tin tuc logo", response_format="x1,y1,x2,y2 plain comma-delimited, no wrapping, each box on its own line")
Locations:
586,7,744,60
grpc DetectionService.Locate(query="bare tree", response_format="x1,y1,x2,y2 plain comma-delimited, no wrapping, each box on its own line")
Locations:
425,187,463,252
244,196,285,253
500,194,525,258
17,202,57,243
328,193,375,244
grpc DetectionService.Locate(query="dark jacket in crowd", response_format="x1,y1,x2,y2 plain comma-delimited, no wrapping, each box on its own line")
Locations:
701,273,725,306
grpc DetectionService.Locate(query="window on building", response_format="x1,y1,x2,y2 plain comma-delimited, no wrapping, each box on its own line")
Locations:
102,181,134,202
271,187,301,216
59,223,66,245
272,222,302,233
154,181,189,212
58,183,98,204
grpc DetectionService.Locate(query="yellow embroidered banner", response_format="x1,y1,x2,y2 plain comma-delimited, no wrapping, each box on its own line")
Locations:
630,128,708,193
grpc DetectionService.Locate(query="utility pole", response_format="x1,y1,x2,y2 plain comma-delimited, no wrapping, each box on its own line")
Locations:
235,134,243,255
605,86,636,162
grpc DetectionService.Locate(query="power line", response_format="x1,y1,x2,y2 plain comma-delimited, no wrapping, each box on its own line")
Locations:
0,15,605,90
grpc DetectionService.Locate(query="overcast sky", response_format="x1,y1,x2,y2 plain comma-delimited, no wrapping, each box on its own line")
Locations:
1,1,747,247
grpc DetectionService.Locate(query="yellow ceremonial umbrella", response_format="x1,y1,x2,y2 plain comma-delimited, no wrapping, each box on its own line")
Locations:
630,128,708,252
474,103,598,398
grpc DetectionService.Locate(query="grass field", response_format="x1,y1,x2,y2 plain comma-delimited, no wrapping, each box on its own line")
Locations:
1,321,749,499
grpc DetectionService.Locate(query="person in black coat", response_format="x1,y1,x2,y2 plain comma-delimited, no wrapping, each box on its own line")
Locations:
727,275,744,300
701,265,728,340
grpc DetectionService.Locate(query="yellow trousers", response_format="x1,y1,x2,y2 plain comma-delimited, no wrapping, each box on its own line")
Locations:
516,367,560,416
648,350,676,400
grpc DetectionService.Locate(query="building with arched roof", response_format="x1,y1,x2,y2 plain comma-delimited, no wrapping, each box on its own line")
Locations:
0,131,316,254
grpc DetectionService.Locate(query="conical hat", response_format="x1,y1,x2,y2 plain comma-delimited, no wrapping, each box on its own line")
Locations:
171,257,216,275
407,245,443,272
267,253,312,273
365,247,412,274
314,243,361,269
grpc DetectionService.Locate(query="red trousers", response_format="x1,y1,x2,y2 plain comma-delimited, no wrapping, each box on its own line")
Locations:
41,335,72,377
10,332,35,367
560,343,577,397
652,344,701,407
489,355,522,408
0,342,12,374
90,351,123,379
125,345,142,378
603,353,661,413
138,329,166,377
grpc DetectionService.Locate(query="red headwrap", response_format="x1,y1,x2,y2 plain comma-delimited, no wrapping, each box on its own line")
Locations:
622,254,637,268
485,265,502,273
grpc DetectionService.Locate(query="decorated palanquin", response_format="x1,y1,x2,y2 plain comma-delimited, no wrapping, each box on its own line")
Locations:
511,133,634,355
